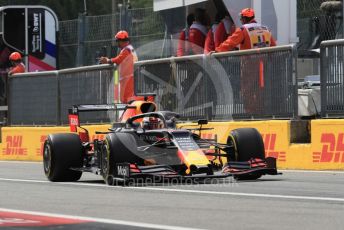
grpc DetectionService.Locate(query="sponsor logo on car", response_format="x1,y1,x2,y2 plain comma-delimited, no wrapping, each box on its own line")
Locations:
116,164,130,177
313,133,344,163
140,134,171,144
68,114,79,132
201,133,217,141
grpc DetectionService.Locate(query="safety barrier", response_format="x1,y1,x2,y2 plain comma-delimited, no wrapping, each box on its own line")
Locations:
9,71,59,125
1,120,344,170
8,45,297,125
8,65,115,125
194,119,344,170
135,45,298,120
320,39,344,117
0,125,110,161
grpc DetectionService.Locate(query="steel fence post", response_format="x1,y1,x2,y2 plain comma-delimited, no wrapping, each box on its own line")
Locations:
56,71,61,125
292,44,298,119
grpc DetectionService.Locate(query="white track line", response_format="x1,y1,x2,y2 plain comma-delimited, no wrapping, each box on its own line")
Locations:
0,161,42,164
279,169,344,174
1,177,344,203
1,161,344,174
126,187,344,202
0,208,205,230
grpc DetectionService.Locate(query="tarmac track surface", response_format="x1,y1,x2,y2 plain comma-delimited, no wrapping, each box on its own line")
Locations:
0,161,343,230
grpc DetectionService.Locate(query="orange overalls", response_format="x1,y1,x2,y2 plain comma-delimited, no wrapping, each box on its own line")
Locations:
215,20,276,52
110,43,138,103
214,17,235,49
177,28,191,57
188,22,208,55
216,20,276,114
204,23,219,54
8,63,25,75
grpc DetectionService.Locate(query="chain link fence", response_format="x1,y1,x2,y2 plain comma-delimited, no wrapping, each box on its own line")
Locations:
58,3,344,68
135,45,298,121
59,7,166,69
297,0,343,52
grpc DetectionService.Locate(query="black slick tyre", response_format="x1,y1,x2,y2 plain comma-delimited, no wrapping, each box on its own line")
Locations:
101,132,141,184
43,133,83,182
227,128,265,180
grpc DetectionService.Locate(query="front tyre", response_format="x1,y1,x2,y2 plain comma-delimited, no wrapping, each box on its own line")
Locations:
101,132,140,184
227,128,265,180
43,133,83,182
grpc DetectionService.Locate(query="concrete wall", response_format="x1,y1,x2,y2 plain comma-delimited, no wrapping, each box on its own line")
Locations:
1,119,344,170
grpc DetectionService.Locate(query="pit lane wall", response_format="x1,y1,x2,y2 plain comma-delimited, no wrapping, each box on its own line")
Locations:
0,125,110,161
0,120,344,170
196,119,344,170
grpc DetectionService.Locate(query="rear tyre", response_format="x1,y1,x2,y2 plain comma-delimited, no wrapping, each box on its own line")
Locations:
227,128,265,180
43,133,83,182
101,132,141,184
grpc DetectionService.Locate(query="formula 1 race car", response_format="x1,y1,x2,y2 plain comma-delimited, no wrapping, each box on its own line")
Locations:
43,95,279,185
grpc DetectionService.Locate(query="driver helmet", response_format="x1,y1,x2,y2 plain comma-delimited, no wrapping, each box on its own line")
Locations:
142,117,162,130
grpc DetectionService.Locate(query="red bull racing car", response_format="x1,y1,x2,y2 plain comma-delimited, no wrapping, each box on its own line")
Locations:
43,95,279,185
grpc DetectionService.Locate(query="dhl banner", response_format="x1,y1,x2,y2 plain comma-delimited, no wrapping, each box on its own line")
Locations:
184,120,344,170
310,120,344,170
0,125,110,161
194,120,289,168
0,120,344,170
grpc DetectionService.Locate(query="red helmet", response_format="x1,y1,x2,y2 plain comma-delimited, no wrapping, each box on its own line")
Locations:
142,117,161,130
9,52,22,61
115,30,129,41
240,8,255,18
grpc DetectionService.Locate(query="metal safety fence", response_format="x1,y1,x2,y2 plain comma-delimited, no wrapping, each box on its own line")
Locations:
135,45,298,121
320,39,344,117
8,65,114,125
8,45,297,125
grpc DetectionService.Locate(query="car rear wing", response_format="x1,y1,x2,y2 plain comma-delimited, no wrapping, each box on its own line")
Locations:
68,104,136,132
